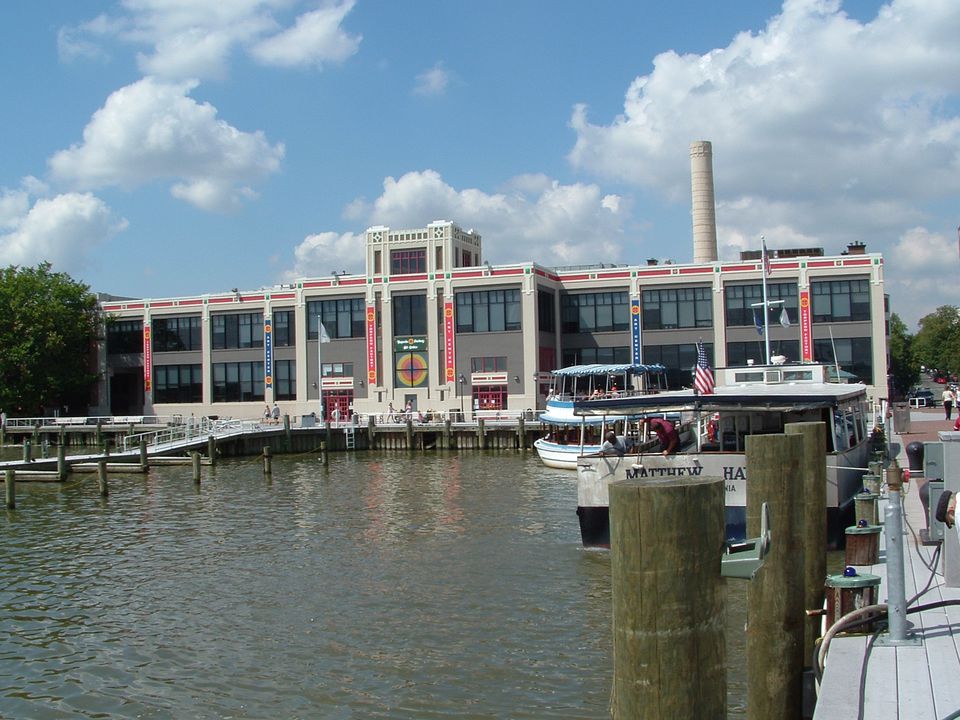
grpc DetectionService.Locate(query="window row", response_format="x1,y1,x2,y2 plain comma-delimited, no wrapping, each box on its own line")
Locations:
456,290,521,333
152,360,297,404
561,292,629,333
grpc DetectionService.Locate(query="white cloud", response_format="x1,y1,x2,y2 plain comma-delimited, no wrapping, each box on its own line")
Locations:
60,0,360,80
0,190,127,271
285,170,628,279
413,63,450,97
48,77,284,213
887,226,960,326
567,0,960,327
283,231,367,281
251,1,361,69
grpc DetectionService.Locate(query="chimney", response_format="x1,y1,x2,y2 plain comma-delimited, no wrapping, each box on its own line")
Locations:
690,141,718,263
844,241,866,255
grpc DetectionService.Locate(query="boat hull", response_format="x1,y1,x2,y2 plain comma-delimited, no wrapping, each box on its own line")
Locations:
533,439,601,470
576,444,867,549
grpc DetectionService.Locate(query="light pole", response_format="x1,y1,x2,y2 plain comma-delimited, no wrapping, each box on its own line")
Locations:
458,373,465,421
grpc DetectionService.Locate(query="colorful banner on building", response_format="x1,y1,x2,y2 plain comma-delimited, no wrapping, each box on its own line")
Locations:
396,352,428,387
365,304,377,385
630,298,641,364
143,323,152,392
443,301,455,383
263,318,273,389
799,289,813,361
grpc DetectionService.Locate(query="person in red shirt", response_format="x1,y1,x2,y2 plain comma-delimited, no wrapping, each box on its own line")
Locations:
641,417,680,456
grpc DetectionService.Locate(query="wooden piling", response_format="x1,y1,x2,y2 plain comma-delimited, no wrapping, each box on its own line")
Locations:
518,416,526,450
97,461,109,497
746,433,805,720
609,476,726,718
367,414,377,450
444,419,452,449
321,441,328,466
478,418,486,450
23,440,31,463
263,446,272,475
283,414,291,450
207,436,216,466
57,444,67,481
140,439,148,471
405,420,414,450
5,469,14,509
785,421,827,668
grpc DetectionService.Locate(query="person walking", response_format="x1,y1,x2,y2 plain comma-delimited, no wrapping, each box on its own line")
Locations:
944,386,956,420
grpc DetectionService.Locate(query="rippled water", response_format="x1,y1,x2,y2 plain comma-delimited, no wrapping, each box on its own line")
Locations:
1,451,749,718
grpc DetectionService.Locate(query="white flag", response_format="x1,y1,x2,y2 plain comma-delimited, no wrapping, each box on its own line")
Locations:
319,322,331,343
780,307,791,328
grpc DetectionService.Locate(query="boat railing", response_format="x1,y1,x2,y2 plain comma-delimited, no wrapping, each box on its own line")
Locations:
3,414,178,429
549,387,658,402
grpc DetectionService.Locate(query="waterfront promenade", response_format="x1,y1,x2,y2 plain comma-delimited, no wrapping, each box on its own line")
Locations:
815,406,960,719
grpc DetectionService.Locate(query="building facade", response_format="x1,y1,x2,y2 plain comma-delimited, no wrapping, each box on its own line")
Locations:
97,220,888,420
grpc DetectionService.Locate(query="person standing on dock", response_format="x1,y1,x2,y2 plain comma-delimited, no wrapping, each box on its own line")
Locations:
272,403,280,424
262,405,271,423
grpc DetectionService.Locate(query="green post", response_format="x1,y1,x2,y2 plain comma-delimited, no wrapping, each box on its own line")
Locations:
746,433,805,720
5,469,14,509
609,476,726,718
57,444,67,481
97,461,109,497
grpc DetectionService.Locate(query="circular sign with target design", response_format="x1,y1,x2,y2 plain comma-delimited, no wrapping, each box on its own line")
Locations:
396,352,428,387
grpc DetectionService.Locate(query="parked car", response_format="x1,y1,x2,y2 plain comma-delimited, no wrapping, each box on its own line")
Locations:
907,388,935,406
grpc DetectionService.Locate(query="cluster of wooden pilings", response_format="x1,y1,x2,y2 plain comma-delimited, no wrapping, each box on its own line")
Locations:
608,422,846,720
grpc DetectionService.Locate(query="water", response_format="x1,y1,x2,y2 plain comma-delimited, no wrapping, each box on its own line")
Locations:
1,452,748,718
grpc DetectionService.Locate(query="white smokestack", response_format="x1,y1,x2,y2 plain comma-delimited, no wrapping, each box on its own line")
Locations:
690,140,718,263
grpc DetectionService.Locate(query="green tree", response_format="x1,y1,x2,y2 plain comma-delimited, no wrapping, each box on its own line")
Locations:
912,305,960,379
887,313,918,397
0,263,101,416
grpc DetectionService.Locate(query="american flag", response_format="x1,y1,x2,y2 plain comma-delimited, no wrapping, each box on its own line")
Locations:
762,237,772,276
694,340,715,395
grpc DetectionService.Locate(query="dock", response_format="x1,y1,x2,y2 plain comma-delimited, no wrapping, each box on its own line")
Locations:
814,406,960,719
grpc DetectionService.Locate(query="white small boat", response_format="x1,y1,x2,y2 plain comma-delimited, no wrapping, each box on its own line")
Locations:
574,362,873,548
533,363,665,470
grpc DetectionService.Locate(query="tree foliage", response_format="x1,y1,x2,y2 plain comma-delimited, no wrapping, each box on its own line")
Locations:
887,313,919,397
913,306,960,379
0,263,101,416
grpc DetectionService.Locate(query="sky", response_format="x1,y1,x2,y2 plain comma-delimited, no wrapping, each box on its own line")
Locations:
1,0,958,331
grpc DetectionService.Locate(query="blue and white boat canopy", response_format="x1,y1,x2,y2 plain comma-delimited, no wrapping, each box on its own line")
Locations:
550,363,665,377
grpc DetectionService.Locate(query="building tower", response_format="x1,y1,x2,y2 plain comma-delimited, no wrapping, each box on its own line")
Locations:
690,140,718,263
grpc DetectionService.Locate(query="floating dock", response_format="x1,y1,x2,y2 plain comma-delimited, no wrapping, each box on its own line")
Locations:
815,407,960,719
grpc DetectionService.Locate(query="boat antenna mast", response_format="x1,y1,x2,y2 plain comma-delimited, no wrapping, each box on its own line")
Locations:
749,235,783,365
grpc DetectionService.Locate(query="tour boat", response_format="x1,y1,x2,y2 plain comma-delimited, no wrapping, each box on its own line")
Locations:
574,363,872,548
533,363,665,470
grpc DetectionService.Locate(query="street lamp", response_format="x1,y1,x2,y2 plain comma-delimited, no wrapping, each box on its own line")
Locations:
458,373,465,420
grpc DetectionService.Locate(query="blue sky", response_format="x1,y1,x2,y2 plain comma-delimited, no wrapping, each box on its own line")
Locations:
1,0,958,330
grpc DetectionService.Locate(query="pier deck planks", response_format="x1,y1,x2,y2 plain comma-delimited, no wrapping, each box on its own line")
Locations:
814,467,960,719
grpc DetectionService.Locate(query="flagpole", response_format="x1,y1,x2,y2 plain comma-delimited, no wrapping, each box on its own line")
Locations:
317,314,323,420
761,235,771,364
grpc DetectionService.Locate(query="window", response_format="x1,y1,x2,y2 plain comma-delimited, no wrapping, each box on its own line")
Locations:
642,288,712,330
812,280,871,322
212,313,264,350
394,295,427,336
456,289,521,333
560,292,629,333
152,316,201,352
391,249,426,274
561,346,631,366
814,337,873,384
725,283,798,327
212,361,265,402
321,362,354,378
107,319,143,354
726,341,801,367
643,343,713,389
272,310,294,347
538,289,555,333
153,364,202,403
274,359,296,400
470,356,507,372
306,299,365,339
